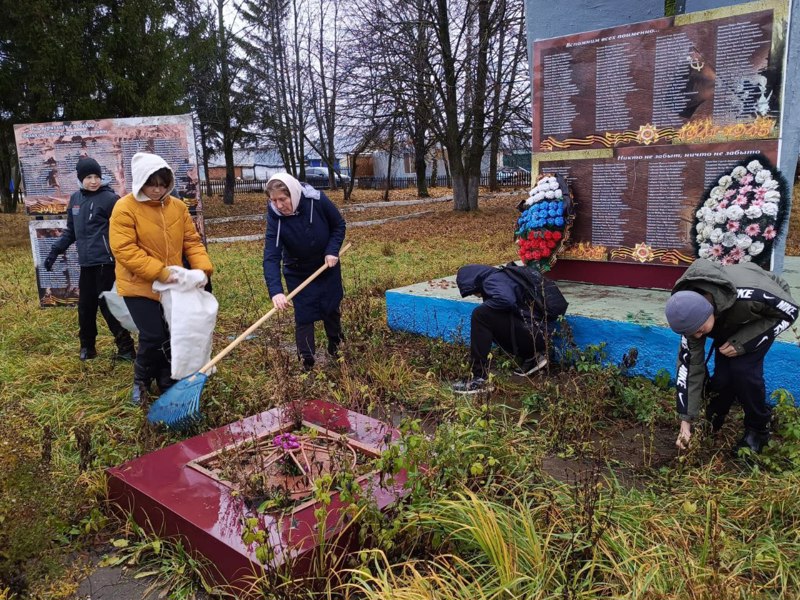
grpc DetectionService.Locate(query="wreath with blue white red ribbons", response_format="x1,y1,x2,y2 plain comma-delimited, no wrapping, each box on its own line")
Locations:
514,173,575,272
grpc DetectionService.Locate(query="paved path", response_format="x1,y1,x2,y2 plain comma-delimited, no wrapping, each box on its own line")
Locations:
203,194,454,225
204,190,521,244
207,208,440,243
74,564,158,599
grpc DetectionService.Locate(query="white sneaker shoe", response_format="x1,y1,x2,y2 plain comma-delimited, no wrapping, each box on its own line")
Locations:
452,377,495,394
513,355,548,376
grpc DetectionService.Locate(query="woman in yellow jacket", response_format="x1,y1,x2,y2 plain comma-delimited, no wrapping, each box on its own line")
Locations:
110,152,213,403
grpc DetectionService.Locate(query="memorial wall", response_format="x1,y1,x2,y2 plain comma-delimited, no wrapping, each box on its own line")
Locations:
14,114,203,307
532,0,788,286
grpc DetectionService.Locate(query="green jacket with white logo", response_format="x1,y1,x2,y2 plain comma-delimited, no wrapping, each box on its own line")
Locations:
671,259,797,421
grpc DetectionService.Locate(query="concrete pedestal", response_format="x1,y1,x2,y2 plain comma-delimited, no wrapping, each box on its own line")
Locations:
386,259,800,401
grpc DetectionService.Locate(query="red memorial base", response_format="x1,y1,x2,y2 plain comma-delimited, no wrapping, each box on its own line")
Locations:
549,259,687,289
107,399,407,593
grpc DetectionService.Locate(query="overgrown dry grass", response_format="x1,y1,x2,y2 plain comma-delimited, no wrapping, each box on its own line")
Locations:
1,186,800,599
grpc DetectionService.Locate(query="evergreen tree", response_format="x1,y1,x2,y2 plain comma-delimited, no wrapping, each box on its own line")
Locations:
0,0,194,211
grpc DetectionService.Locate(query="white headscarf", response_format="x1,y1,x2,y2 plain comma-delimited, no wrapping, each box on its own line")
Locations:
267,173,303,214
130,152,175,202
266,172,324,246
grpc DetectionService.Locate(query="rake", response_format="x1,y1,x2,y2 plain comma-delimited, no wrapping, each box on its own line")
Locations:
147,242,352,429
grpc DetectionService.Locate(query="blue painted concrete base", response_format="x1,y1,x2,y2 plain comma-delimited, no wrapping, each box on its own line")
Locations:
386,272,800,403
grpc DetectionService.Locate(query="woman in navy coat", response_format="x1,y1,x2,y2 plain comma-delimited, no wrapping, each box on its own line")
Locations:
263,173,347,370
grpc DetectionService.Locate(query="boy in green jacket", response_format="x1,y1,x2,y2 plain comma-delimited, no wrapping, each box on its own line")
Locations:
665,259,797,454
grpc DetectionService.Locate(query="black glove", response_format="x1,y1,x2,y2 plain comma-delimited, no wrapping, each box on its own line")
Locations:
43,251,59,271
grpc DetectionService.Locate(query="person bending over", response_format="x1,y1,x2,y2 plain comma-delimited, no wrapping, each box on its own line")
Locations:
665,258,797,454
453,263,567,394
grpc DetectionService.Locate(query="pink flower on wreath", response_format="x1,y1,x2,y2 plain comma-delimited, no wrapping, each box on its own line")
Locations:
728,247,745,263
752,198,764,207
721,255,735,266
726,220,740,232
740,184,753,194
724,189,737,199
719,199,730,209
744,223,761,237
763,225,777,240
735,195,749,206
755,188,767,201
710,244,724,257
742,174,754,185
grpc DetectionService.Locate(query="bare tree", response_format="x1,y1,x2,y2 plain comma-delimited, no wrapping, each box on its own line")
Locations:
344,0,439,199
424,0,492,211
239,0,310,179
484,0,529,191
217,0,527,211
304,0,344,188
351,0,502,211
337,36,396,202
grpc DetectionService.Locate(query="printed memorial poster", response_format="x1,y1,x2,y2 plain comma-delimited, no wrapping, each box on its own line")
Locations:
531,0,787,285
14,114,205,307
29,220,80,306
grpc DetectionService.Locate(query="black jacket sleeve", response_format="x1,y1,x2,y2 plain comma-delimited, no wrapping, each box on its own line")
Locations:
50,195,77,255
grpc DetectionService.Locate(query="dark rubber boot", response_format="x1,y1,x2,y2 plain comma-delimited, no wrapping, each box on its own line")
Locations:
300,355,315,372
80,346,97,361
132,359,152,405
327,334,342,359
156,367,176,394
734,428,771,455
115,331,136,361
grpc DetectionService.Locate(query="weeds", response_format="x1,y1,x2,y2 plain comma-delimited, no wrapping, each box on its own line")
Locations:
3,198,800,598
759,389,800,472
99,518,232,598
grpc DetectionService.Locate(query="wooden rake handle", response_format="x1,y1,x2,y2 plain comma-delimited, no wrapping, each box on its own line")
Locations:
199,242,352,375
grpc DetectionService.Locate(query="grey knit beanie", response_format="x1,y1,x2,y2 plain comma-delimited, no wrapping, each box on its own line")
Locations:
665,291,714,335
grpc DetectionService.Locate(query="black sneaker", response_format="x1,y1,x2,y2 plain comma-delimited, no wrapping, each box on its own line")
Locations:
301,357,315,372
452,377,494,395
79,347,97,361
513,355,548,376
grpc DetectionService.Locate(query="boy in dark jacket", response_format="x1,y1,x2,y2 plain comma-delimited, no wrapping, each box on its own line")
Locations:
452,264,567,394
45,157,135,361
665,259,798,453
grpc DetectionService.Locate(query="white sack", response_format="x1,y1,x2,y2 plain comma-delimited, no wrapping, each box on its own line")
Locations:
153,267,218,379
99,283,139,334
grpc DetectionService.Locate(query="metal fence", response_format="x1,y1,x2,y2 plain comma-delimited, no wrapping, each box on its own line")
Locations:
204,179,266,195
356,172,531,189
203,172,531,195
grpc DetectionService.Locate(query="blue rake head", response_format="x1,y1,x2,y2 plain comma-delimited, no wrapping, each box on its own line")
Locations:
147,372,209,429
